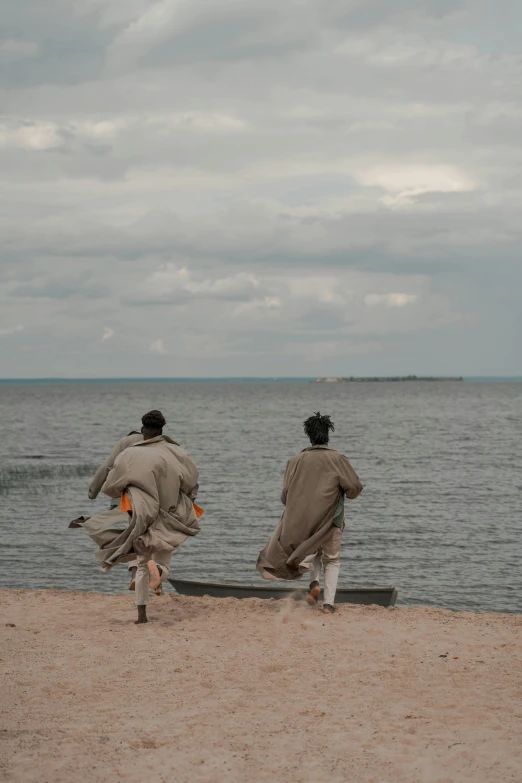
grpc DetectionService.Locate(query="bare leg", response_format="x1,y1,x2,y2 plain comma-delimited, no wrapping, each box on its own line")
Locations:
147,560,162,595
128,566,137,591
136,605,147,624
134,543,173,609
135,556,151,607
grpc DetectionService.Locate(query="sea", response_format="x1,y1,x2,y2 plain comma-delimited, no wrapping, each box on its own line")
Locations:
0,379,520,613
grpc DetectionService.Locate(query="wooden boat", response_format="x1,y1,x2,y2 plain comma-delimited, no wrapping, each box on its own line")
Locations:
168,578,397,607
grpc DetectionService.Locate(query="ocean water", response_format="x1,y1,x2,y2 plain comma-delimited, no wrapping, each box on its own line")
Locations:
0,380,520,613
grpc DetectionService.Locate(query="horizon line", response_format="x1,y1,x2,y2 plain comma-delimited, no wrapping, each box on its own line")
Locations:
0,375,521,382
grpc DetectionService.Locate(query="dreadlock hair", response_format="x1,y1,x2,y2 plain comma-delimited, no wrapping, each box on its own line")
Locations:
141,410,166,434
127,430,140,436
303,411,335,446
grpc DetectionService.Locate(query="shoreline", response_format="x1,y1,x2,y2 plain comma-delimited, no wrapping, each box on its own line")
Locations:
314,375,463,383
1,589,520,783
1,585,519,615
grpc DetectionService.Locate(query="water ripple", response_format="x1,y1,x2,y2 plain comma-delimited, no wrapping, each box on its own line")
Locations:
0,380,520,613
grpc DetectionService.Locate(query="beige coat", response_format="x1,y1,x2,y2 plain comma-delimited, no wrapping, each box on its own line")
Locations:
256,445,362,581
73,436,200,567
88,433,143,499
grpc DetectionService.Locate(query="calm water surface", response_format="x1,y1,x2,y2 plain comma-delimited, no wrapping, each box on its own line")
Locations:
0,380,520,612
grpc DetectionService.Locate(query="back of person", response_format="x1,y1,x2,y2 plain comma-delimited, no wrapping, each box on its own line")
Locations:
257,411,362,614
117,437,198,522
74,409,202,625
160,440,199,508
283,447,352,534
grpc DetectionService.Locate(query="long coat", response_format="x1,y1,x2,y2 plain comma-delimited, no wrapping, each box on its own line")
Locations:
72,435,200,568
256,445,362,581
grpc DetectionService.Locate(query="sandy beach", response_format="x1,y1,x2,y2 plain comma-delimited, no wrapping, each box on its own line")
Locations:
0,590,520,783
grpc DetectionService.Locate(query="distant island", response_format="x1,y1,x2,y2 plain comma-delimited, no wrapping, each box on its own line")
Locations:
314,375,463,383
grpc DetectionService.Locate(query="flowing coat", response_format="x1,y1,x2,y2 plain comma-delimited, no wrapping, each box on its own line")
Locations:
72,436,200,567
256,445,362,581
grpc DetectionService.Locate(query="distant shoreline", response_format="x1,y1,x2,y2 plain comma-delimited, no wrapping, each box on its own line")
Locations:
0,376,521,384
314,375,463,383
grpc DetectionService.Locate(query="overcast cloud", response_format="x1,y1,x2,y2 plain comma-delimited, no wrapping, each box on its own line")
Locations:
1,0,521,377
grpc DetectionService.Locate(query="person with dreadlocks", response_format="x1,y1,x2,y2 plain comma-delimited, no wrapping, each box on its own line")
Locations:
72,410,201,624
257,412,362,614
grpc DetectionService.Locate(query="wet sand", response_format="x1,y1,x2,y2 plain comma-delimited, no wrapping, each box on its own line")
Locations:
1,589,520,783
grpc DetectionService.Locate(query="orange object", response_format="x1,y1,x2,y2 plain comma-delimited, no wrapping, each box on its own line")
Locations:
120,492,132,512
194,502,204,518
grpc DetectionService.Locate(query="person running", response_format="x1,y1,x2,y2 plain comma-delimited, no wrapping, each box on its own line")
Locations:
88,429,143,588
256,412,362,614
72,410,200,624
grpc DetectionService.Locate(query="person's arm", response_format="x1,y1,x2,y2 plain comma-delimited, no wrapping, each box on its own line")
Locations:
338,455,363,499
100,452,130,499
88,440,124,499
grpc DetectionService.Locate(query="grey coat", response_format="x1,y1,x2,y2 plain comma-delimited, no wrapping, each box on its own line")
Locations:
73,435,200,567
257,445,362,581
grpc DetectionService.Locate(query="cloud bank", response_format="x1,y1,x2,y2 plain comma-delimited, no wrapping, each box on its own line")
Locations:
0,0,520,377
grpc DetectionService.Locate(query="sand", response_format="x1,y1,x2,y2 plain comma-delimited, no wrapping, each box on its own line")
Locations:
0,589,520,783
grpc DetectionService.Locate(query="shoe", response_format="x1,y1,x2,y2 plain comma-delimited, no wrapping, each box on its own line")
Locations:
322,604,335,614
306,581,321,606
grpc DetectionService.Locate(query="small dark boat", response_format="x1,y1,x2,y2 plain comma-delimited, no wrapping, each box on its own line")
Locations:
168,578,397,607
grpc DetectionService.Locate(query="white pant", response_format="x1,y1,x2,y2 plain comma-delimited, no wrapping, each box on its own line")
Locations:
108,501,138,573
301,525,343,606
133,541,174,606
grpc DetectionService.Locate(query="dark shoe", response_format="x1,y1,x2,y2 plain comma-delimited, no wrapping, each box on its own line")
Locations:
69,516,87,528
306,581,321,606
322,604,336,614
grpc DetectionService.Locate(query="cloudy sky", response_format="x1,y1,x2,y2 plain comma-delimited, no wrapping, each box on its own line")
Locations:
1,0,520,378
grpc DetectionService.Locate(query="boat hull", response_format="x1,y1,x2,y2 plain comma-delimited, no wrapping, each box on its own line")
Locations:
168,578,397,607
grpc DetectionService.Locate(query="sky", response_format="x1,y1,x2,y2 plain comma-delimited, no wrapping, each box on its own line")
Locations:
0,0,521,378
